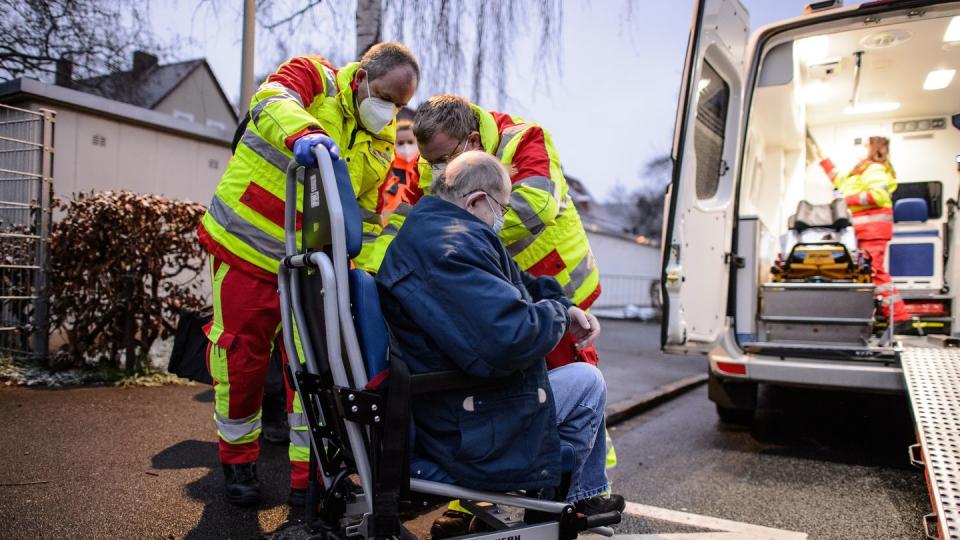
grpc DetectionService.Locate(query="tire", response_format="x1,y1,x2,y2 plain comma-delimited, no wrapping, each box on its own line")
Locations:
708,371,757,426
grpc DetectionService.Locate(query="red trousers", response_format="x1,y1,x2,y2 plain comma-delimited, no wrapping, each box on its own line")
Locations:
858,238,909,323
204,257,311,489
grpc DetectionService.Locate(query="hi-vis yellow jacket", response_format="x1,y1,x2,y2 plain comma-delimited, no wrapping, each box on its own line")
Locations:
385,104,601,307
199,56,396,278
820,158,898,240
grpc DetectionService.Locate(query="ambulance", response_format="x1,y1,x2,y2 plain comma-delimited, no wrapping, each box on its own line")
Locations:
661,0,960,424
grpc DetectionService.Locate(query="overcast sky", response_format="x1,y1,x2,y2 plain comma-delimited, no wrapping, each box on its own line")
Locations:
151,0,832,200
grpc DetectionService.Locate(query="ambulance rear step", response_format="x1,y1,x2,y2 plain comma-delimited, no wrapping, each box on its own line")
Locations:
901,346,960,539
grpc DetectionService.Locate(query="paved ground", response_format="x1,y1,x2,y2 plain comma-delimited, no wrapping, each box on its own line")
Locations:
2,321,931,539
607,383,928,539
0,320,694,539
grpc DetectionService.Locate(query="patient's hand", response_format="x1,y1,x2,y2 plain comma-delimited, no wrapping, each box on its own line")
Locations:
567,307,601,349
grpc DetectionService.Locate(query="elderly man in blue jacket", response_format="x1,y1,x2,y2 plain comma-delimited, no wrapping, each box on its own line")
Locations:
376,150,624,520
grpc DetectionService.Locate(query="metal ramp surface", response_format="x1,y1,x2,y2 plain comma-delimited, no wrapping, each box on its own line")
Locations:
902,347,960,539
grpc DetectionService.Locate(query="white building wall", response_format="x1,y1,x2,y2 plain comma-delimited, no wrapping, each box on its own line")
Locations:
588,231,660,309
45,107,229,204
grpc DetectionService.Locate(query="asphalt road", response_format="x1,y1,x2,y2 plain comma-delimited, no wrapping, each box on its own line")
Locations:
607,383,930,539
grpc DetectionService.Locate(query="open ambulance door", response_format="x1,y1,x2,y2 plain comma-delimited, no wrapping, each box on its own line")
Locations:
661,0,749,354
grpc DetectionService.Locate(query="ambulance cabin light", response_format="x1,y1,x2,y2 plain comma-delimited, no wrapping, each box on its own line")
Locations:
924,69,956,91
945,16,960,43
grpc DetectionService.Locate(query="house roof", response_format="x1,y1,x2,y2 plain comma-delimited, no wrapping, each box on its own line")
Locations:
75,59,237,122
0,78,232,146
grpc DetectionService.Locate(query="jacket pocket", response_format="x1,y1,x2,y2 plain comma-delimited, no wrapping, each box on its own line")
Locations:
455,392,543,468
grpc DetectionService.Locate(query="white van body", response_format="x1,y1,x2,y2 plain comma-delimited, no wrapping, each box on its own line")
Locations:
662,0,960,417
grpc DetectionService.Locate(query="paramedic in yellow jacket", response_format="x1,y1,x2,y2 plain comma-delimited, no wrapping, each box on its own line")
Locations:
197,43,419,507
817,135,910,329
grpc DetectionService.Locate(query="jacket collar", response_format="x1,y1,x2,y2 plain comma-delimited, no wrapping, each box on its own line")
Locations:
470,103,501,155
417,195,488,228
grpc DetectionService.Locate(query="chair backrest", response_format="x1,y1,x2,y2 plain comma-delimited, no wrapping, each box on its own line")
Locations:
894,198,929,223
788,199,851,231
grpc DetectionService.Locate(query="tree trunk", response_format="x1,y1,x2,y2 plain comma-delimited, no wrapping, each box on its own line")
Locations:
355,0,383,59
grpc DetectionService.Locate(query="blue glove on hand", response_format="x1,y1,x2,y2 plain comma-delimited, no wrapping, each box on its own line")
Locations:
293,133,341,167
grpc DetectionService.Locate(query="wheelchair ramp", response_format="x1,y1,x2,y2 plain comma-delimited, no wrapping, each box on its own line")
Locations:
901,347,960,539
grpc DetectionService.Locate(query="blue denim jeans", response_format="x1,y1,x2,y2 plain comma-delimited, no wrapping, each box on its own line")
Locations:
548,362,608,502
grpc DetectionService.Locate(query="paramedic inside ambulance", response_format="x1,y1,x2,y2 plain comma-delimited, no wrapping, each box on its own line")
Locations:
815,135,913,334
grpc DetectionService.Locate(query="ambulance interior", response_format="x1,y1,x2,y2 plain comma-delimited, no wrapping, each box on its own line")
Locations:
734,12,960,355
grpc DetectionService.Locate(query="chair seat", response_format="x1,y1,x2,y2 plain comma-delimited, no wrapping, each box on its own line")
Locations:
410,444,577,486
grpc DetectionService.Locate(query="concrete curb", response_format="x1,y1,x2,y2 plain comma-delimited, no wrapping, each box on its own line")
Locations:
605,373,709,427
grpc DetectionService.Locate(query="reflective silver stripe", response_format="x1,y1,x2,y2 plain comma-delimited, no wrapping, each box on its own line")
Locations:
851,212,893,225
241,129,290,172
506,234,537,257
251,92,302,124
516,175,555,193
875,283,894,293
359,207,380,222
215,412,261,442
509,191,546,236
394,202,414,216
290,427,311,449
382,223,399,237
260,82,305,106
362,231,378,243
320,66,337,97
288,411,308,429
563,251,597,298
208,195,286,260
495,124,529,159
858,192,870,206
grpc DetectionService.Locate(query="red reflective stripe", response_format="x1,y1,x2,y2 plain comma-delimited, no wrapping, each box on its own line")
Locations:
240,182,302,230
267,56,330,108
578,283,602,310
716,362,746,375
527,249,566,277
844,193,861,207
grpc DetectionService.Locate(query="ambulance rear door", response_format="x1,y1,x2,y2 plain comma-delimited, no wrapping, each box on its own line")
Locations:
661,0,749,353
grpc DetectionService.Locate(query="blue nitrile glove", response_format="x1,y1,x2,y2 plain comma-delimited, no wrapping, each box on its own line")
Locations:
293,133,341,167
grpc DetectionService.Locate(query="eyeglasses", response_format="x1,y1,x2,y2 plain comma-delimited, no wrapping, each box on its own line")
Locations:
482,192,511,216
431,138,469,165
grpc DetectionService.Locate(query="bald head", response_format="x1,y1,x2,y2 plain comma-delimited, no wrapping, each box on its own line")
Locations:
433,151,510,203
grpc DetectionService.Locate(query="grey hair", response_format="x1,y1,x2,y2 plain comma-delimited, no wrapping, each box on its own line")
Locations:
414,94,479,145
433,151,510,204
360,42,420,83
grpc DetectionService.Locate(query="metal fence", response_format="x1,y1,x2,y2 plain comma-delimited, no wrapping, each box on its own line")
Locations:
593,274,661,310
0,104,54,360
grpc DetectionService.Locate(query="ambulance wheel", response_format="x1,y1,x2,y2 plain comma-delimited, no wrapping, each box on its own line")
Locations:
709,372,756,426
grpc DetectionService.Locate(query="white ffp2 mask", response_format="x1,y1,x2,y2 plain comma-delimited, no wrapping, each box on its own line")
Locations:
358,76,396,133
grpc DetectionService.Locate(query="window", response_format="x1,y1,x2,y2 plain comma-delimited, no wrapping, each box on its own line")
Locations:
206,119,227,131
693,62,730,200
208,159,219,170
92,134,106,147
173,109,195,122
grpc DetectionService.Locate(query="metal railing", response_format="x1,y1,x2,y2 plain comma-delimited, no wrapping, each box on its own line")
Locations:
593,274,661,310
0,104,54,360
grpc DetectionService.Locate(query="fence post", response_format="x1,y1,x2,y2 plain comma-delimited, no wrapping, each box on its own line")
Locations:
31,108,54,362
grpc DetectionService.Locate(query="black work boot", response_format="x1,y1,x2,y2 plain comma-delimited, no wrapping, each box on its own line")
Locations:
222,463,261,506
429,510,472,539
575,493,625,515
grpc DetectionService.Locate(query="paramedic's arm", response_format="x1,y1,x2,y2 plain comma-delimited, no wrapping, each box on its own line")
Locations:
818,157,841,183
843,169,895,210
249,56,333,152
500,126,564,246
410,247,570,378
